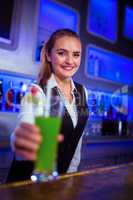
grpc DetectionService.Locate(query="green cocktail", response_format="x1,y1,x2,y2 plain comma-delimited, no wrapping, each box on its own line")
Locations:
34,116,61,174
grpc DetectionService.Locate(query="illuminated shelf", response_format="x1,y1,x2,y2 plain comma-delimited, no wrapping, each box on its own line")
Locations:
87,0,118,43
123,6,133,41
85,45,133,86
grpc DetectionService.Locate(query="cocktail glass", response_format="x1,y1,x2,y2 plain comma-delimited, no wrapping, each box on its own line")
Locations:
31,95,63,182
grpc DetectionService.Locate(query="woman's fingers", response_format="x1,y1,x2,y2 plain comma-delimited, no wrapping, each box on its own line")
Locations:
57,134,64,142
15,124,42,144
15,149,37,161
14,136,40,153
11,123,42,161
20,122,40,133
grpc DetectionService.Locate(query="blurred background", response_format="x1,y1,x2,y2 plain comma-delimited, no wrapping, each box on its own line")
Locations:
0,0,133,183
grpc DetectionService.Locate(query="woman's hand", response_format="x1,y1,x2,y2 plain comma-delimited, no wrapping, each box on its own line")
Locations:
11,122,42,161
11,122,64,161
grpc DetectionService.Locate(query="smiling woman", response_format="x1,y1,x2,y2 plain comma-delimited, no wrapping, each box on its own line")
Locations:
6,29,89,183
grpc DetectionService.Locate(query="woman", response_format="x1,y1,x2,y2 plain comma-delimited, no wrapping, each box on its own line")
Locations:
6,28,89,182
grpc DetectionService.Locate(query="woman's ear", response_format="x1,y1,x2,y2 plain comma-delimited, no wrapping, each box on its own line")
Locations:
40,44,51,63
46,52,51,62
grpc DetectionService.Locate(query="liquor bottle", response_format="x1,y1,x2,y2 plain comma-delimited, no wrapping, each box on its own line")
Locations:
0,79,3,111
88,92,97,116
16,82,26,112
88,54,95,75
94,56,99,77
5,81,15,112
99,94,105,117
116,110,127,136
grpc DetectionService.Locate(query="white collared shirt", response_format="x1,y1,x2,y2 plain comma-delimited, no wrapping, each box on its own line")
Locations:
47,74,78,128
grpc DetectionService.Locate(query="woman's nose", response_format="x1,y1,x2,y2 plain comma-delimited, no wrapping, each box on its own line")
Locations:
65,55,73,64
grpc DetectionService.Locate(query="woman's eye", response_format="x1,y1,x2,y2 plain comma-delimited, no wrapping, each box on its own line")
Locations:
57,52,65,56
73,53,80,58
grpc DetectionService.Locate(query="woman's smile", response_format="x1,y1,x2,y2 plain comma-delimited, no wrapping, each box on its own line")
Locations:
61,65,75,71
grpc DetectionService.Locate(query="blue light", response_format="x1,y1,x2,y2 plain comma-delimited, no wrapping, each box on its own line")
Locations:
128,94,133,122
86,45,133,85
39,0,79,32
123,6,133,41
87,0,117,42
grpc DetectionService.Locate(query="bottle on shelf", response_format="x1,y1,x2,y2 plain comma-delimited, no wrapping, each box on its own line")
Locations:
111,94,127,136
5,81,15,112
88,54,95,75
98,94,105,117
116,109,127,136
88,92,97,117
94,56,100,77
0,79,3,111
16,82,27,112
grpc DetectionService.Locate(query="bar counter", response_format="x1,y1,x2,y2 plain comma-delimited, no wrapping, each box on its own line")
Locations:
1,163,133,200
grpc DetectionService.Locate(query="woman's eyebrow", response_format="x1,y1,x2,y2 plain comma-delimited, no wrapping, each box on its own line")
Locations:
56,48,67,51
56,48,81,53
73,51,81,53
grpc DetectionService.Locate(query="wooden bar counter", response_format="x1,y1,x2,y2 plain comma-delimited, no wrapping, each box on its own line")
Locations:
1,163,133,200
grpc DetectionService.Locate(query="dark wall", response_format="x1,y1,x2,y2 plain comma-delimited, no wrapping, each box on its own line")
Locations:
58,0,133,92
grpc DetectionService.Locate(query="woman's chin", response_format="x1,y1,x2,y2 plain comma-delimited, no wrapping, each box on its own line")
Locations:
61,68,78,77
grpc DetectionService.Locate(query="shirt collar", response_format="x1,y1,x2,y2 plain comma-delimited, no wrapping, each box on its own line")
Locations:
47,73,77,93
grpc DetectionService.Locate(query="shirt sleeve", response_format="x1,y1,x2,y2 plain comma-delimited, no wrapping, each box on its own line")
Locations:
10,84,45,161
10,84,45,148
67,135,83,173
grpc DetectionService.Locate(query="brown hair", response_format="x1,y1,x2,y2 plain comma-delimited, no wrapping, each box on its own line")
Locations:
38,28,81,87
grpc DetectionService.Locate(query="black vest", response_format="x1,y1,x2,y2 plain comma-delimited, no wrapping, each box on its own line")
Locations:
57,82,88,173
6,82,88,183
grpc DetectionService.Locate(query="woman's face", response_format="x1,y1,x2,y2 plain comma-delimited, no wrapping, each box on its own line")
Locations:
47,36,82,80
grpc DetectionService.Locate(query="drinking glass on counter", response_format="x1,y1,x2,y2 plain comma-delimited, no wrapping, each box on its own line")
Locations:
31,87,63,182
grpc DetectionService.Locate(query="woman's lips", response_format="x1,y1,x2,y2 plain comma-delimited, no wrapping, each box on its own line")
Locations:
61,65,74,70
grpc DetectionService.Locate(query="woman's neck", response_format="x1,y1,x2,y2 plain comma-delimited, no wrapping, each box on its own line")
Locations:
54,74,73,103
54,74,71,89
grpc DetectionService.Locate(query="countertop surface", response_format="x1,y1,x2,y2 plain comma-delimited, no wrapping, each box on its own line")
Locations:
1,163,133,200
